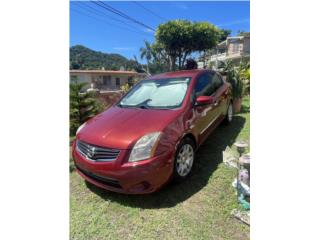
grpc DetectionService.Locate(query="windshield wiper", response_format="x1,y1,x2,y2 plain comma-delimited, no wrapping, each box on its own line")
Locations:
118,99,154,109
138,105,150,109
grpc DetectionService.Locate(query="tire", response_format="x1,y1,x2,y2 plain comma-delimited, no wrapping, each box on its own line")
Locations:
224,102,233,125
173,137,196,182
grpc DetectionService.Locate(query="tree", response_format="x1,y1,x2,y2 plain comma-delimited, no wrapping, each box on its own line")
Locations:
156,20,221,70
125,56,145,73
218,28,231,42
140,41,153,73
185,58,198,70
70,80,103,136
237,31,250,37
70,61,81,70
140,41,172,74
70,45,145,71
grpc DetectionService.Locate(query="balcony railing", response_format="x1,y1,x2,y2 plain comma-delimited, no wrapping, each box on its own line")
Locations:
208,49,249,61
209,52,227,61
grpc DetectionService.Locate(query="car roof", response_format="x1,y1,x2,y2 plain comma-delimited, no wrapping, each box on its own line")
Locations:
147,69,216,80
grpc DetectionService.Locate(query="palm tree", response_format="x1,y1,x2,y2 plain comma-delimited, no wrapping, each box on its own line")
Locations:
140,41,153,74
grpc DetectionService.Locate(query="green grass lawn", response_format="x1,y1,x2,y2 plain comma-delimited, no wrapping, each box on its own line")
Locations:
70,96,250,240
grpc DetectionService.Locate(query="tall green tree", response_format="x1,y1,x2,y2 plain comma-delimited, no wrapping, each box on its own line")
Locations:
237,31,250,37
155,20,221,70
140,41,153,73
140,41,172,74
218,28,231,42
70,80,103,136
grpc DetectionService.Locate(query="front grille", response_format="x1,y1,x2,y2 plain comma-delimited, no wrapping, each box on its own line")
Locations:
76,140,120,162
76,165,122,189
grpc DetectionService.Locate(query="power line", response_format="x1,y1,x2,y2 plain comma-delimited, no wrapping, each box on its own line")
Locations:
97,1,156,32
70,6,152,37
133,1,168,22
92,1,156,32
80,2,147,34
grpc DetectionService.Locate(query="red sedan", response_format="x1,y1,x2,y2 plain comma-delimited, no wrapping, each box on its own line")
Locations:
72,69,233,194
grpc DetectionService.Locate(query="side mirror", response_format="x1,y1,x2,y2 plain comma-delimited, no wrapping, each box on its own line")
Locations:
195,96,214,106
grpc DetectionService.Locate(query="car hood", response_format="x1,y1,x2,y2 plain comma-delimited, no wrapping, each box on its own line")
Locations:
77,106,181,149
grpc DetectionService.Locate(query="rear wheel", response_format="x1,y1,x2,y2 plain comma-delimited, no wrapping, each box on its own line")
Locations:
173,138,195,182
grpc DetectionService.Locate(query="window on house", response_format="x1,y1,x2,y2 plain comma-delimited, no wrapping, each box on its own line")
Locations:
128,77,134,86
103,76,111,86
116,78,120,87
70,76,78,82
233,43,239,53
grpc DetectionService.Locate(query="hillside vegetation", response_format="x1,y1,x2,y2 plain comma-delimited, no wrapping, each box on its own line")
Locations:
70,45,144,72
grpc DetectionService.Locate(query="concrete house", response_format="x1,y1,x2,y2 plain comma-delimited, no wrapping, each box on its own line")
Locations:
198,34,250,69
70,70,148,91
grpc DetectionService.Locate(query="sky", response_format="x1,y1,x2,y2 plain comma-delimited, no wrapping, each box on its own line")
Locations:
70,1,250,62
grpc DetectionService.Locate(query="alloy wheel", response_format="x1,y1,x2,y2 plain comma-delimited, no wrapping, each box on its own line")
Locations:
176,144,194,177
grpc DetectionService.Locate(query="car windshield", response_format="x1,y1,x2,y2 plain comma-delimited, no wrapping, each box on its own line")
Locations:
119,77,191,109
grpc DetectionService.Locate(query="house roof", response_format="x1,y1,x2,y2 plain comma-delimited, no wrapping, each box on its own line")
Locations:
227,36,245,40
70,70,146,76
217,35,249,47
217,40,227,47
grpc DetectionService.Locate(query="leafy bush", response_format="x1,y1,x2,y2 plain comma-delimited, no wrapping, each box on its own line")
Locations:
120,83,131,93
220,60,250,99
70,80,103,136
227,68,244,99
120,78,140,93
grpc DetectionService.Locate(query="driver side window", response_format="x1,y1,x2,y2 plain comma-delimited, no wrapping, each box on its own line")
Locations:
195,73,214,97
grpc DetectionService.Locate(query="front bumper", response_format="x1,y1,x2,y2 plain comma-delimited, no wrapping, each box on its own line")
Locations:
72,142,174,194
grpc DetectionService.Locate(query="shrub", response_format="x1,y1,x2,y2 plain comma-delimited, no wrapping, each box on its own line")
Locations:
220,60,250,99
120,78,140,93
70,80,103,136
120,83,131,93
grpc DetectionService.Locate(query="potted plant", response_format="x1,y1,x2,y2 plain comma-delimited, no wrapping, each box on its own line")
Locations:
221,60,249,113
227,68,244,113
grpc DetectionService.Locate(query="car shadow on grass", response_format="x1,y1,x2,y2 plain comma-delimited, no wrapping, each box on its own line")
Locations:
86,115,245,209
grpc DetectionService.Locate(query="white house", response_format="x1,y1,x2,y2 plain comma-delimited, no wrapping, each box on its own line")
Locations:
198,34,250,69
70,70,148,91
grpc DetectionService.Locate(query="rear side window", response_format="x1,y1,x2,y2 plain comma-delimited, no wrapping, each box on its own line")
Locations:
195,73,214,97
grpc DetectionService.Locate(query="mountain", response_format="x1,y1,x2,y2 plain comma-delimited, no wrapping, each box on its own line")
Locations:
70,45,145,72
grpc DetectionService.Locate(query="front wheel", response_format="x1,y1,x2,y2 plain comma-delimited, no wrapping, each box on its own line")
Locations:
173,138,195,182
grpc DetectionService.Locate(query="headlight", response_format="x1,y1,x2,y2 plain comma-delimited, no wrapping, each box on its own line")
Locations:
129,132,162,162
76,122,86,135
